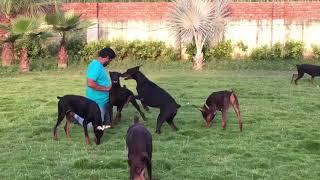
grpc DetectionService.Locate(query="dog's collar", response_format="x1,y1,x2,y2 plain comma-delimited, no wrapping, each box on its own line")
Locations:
204,103,210,109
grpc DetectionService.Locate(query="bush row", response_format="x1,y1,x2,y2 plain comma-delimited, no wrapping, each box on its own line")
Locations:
249,41,305,61
79,39,176,62
23,37,320,63
185,40,316,61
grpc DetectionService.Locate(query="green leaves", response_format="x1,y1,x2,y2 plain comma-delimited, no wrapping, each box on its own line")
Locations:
9,17,51,48
45,10,93,33
0,23,11,32
79,39,177,62
186,40,233,61
0,0,52,18
250,41,305,61
12,17,39,35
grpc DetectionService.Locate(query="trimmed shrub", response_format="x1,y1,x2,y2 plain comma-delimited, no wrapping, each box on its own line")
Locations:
209,40,233,60
185,40,233,61
80,39,177,62
283,40,304,60
311,45,320,60
250,40,304,61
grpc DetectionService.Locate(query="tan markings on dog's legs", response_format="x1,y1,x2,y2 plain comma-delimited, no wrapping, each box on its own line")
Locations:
221,111,227,130
291,74,297,84
64,119,71,143
206,115,211,128
230,93,243,132
53,130,58,141
114,112,121,124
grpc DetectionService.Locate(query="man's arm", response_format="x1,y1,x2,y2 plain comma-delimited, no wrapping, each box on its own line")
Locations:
87,78,112,92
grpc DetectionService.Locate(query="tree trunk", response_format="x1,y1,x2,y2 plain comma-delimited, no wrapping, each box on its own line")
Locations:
57,35,68,68
1,42,15,66
19,47,29,72
192,49,205,71
192,32,205,71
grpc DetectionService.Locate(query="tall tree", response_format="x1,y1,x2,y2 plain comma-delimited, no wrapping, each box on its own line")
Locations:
167,0,229,70
0,0,51,66
45,10,92,68
5,17,50,72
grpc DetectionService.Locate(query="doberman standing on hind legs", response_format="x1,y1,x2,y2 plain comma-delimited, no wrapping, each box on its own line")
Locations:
109,71,146,125
291,64,320,85
121,66,180,134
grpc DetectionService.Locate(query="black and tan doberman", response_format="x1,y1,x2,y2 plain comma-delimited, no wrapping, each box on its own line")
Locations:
198,90,243,132
121,66,180,134
54,95,105,145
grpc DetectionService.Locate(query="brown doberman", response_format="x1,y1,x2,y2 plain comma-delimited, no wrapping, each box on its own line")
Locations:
198,90,243,132
126,116,152,180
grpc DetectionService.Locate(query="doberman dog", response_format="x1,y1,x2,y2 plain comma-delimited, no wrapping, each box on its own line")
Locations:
198,90,243,132
121,66,180,134
127,116,152,180
109,71,146,124
291,64,320,85
54,95,105,145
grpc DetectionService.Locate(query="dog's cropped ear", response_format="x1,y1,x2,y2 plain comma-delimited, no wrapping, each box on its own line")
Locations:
109,72,115,78
198,107,205,112
110,71,121,77
133,65,142,70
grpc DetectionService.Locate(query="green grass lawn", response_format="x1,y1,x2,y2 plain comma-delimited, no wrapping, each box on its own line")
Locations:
0,65,320,180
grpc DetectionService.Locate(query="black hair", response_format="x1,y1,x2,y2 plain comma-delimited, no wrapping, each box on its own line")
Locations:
98,47,116,59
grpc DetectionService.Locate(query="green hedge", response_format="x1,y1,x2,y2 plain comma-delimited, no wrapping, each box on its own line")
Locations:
185,40,233,61
250,40,304,61
185,40,306,62
79,39,177,62
312,45,320,60
3,38,320,74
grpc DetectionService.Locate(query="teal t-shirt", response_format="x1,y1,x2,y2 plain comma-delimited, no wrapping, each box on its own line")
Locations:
86,59,111,107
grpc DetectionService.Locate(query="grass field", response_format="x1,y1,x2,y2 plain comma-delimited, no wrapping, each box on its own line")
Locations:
0,64,320,179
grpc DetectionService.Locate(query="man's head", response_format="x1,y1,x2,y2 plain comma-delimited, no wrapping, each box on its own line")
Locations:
98,47,116,67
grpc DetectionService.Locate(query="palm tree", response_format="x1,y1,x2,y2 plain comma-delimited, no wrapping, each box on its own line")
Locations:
167,0,230,70
0,0,52,67
9,17,50,72
45,10,92,68
0,24,20,66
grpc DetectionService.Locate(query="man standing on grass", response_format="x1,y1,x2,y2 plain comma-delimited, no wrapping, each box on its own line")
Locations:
73,47,116,129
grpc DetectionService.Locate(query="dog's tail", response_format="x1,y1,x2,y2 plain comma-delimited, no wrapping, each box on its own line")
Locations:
134,116,139,124
57,96,62,100
176,103,181,109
